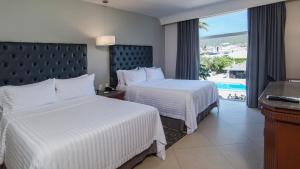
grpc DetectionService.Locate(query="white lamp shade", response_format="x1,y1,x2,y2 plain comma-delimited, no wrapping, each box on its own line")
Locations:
96,36,116,46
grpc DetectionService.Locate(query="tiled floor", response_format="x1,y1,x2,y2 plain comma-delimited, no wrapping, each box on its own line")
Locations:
135,100,265,169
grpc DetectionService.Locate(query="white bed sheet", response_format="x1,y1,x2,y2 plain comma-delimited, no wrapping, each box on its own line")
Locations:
0,96,166,169
119,79,219,134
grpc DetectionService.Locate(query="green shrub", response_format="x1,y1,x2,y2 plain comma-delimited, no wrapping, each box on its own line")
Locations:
201,56,234,74
233,58,247,64
199,64,210,80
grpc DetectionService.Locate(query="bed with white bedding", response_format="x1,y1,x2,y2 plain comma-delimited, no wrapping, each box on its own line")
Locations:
118,79,219,134
0,42,167,169
109,45,219,134
0,95,166,169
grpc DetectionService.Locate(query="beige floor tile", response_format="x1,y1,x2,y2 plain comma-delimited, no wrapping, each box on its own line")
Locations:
250,137,264,148
197,113,231,129
218,101,264,125
232,124,264,139
218,143,263,169
136,100,265,169
174,147,236,169
170,132,214,150
134,150,181,169
197,126,252,146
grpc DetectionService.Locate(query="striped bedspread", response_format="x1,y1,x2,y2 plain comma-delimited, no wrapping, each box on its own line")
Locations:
0,96,166,169
123,79,219,134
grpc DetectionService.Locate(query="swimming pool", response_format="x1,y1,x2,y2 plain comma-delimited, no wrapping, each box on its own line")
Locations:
216,82,246,91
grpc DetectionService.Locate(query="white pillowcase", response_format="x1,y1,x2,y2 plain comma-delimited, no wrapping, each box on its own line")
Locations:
1,79,57,113
145,67,165,81
117,68,139,86
0,87,4,115
55,74,96,100
116,70,126,86
123,69,147,86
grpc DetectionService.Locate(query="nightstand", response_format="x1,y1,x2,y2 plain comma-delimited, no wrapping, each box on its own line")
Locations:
97,90,125,100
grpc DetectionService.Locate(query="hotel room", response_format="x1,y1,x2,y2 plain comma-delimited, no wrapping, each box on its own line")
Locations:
0,0,299,169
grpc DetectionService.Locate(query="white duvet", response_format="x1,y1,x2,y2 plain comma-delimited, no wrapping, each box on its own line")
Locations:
120,79,219,134
0,96,166,169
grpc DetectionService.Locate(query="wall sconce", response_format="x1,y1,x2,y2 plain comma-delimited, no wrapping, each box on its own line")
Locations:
96,36,116,46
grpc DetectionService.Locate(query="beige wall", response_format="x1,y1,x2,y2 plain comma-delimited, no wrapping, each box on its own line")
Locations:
164,23,177,78
285,0,300,79
0,0,164,86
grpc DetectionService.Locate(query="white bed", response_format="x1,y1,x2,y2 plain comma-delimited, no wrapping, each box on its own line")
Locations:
118,79,219,134
0,96,166,169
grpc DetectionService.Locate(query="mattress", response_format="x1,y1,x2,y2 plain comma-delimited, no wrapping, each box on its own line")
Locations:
119,79,219,134
0,96,166,169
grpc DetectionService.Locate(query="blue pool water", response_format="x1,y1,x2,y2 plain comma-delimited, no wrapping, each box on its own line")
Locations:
216,82,246,91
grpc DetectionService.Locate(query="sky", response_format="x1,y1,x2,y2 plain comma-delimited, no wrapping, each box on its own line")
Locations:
199,10,247,37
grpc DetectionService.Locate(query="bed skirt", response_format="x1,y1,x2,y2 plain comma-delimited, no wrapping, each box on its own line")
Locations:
1,142,157,169
160,101,218,132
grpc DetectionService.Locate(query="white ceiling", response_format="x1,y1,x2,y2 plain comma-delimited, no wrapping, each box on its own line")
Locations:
84,0,232,18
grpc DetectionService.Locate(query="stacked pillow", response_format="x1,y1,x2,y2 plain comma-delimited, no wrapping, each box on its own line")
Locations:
144,67,165,81
117,67,165,87
55,74,95,100
116,67,139,86
0,79,57,113
123,69,147,86
0,74,95,114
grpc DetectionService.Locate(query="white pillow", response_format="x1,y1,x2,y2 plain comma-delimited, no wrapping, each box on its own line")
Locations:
1,79,57,113
0,87,4,115
123,69,147,86
116,70,126,86
116,68,139,86
145,67,165,81
55,74,96,100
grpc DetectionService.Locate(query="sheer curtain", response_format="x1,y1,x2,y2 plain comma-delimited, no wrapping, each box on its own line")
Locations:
246,2,286,108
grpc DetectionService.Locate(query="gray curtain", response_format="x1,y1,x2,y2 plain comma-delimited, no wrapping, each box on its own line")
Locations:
246,2,286,108
176,19,200,80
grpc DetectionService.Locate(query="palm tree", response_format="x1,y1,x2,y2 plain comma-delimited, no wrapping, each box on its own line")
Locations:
199,21,208,31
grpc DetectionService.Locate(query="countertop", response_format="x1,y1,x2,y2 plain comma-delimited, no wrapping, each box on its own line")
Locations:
259,81,300,111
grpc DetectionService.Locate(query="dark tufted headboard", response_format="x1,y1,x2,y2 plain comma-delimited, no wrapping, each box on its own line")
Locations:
109,45,153,88
0,42,87,86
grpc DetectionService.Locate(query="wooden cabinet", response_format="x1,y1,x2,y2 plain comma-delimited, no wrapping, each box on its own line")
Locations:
260,82,300,169
261,105,300,169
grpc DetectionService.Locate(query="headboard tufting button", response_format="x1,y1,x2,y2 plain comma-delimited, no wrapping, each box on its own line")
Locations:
11,54,16,59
